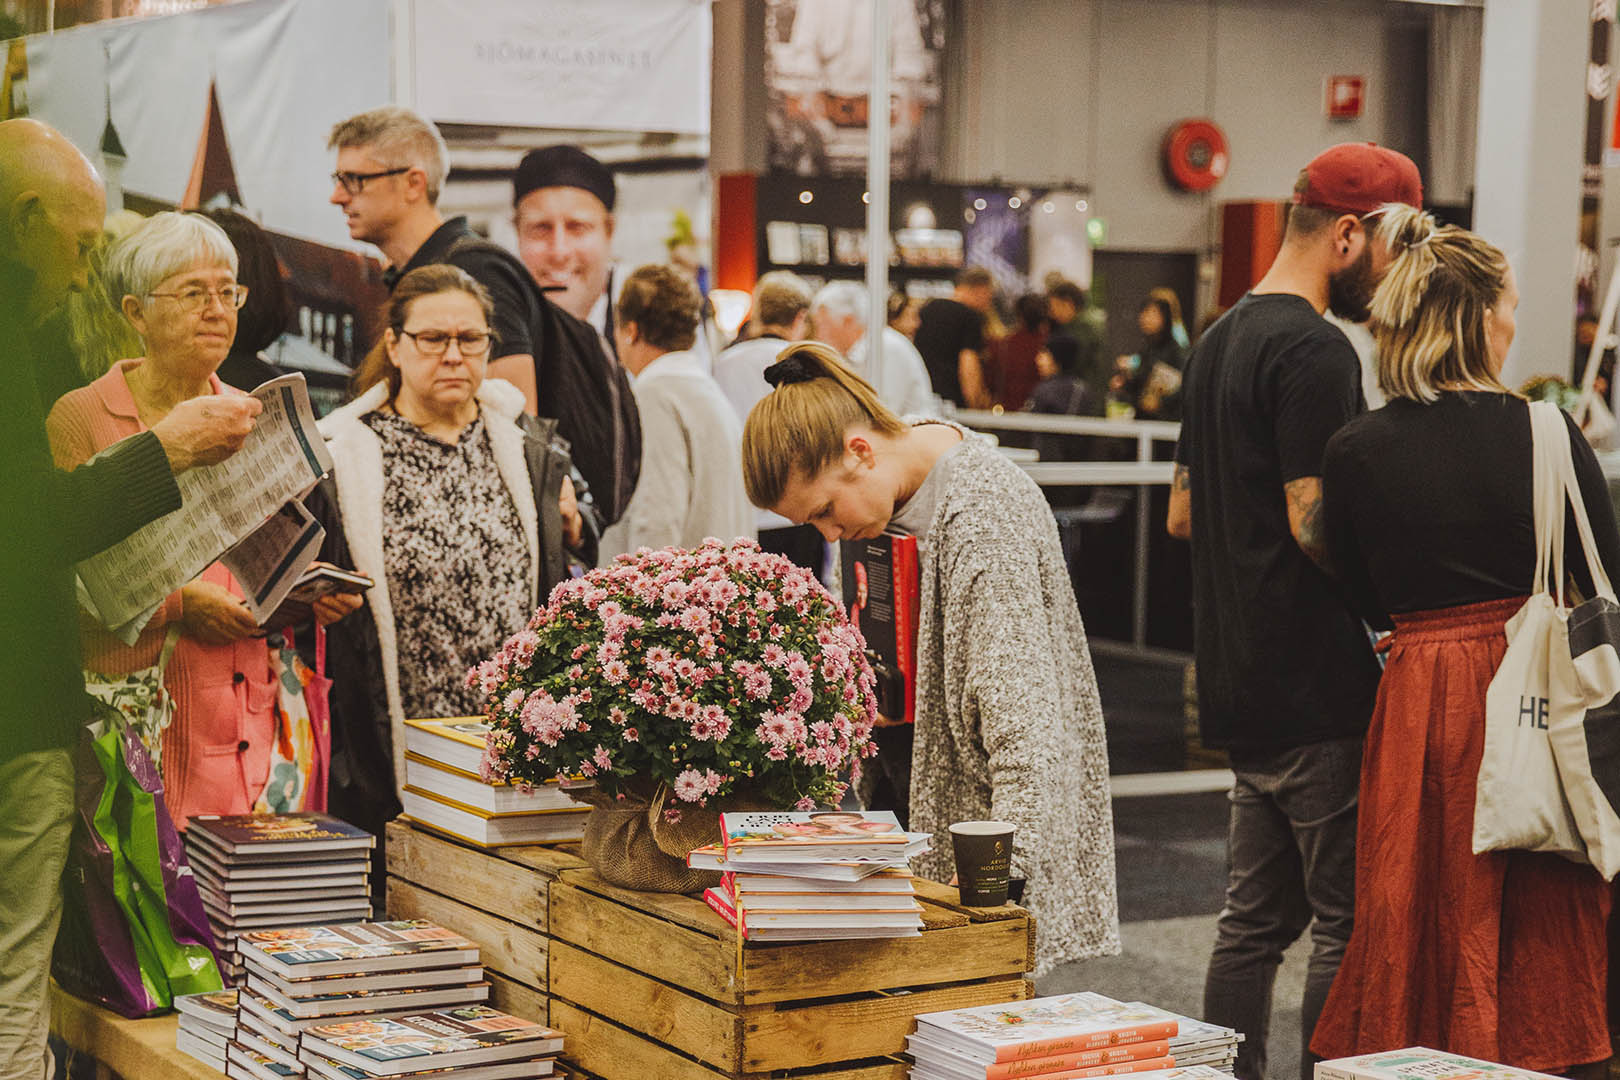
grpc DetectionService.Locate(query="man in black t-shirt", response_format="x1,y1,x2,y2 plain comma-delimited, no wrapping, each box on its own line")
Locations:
914,266,992,408
326,108,640,523
1167,143,1421,1080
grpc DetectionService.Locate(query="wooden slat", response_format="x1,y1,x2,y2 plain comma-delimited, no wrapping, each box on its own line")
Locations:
909,877,1031,922
556,868,723,936
49,983,225,1080
498,844,589,878
487,970,548,1026
386,877,547,987
385,821,547,927
548,880,736,1003
740,978,1034,1071
737,918,1032,1005
548,941,742,1071
550,1000,730,1080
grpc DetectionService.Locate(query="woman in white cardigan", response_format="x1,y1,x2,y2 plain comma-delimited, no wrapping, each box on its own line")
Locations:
741,342,1120,975
310,265,589,866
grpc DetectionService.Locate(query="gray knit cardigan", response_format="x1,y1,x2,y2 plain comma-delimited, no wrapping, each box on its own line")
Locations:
907,434,1122,974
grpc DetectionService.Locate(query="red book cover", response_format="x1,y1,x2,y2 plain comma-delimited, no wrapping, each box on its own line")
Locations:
841,533,920,723
982,1041,1174,1080
703,887,745,936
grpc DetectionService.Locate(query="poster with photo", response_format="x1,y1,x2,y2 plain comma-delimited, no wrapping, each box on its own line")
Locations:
764,0,945,179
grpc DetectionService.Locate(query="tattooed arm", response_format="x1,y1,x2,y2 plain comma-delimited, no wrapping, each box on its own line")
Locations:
1167,464,1192,540
1284,475,1330,571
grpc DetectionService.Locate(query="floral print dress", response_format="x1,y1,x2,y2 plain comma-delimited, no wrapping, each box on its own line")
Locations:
364,410,532,718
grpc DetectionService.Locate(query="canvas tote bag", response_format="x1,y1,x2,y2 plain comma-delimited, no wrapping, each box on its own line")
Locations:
1473,401,1587,860
1543,404,1620,879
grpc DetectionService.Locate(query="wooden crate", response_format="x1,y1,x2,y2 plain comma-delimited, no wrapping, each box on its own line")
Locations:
547,868,1036,1080
383,818,586,1023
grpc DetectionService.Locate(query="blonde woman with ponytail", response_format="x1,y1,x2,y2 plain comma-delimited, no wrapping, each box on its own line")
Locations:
1312,207,1620,1073
742,342,1121,976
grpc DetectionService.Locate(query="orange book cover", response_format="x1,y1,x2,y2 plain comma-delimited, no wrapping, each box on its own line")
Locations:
984,1041,1174,1080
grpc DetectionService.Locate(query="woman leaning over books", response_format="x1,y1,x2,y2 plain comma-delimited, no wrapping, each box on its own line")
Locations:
739,342,1122,975
1309,205,1616,1074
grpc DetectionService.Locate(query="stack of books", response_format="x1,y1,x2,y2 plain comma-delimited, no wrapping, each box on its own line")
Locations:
186,813,376,984
1316,1049,1564,1080
692,811,930,941
175,989,240,1071
906,992,1242,1080
399,718,589,847
297,1005,566,1080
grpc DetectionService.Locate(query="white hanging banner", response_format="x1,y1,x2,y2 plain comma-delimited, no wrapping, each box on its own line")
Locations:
411,0,712,135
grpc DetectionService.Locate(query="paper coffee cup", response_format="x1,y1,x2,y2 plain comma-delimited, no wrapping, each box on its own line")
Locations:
950,820,1016,906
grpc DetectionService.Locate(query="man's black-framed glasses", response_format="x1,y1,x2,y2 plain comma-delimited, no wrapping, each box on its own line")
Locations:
331,166,410,195
401,330,494,357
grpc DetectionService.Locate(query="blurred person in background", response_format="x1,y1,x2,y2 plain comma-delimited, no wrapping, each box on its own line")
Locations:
1150,285,1191,349
712,270,821,573
598,264,754,562
199,206,291,391
811,279,935,418
992,293,1050,411
914,266,993,409
512,145,617,349
887,291,922,341
1046,279,1107,416
311,265,587,873
1110,295,1187,420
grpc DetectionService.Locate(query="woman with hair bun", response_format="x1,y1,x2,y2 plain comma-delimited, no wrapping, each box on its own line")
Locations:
741,342,1121,976
1311,207,1619,1073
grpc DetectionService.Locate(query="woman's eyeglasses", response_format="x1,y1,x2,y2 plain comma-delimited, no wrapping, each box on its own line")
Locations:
400,330,493,357
148,285,250,313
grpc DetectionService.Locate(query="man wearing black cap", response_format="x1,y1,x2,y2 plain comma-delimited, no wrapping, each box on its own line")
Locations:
1166,143,1423,1080
513,145,617,341
327,109,640,523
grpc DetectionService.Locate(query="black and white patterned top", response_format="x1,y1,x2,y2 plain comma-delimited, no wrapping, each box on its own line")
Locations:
364,410,531,718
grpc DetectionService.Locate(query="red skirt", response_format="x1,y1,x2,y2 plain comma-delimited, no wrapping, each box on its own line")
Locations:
1310,597,1612,1071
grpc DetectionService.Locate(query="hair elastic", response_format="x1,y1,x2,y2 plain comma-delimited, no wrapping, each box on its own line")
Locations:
764,355,819,388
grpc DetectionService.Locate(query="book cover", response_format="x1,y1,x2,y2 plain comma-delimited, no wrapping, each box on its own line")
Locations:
1315,1049,1564,1080
687,844,909,881
236,920,479,979
225,1040,302,1080
257,964,485,1000
718,811,922,859
300,1049,556,1080
186,843,372,881
205,901,372,930
243,975,490,1021
404,755,575,815
402,718,494,775
174,988,240,1033
189,814,375,855
910,1037,1175,1080
237,989,433,1037
914,993,1181,1063
302,1006,563,1076
235,1027,303,1072
200,886,371,918
238,1008,301,1056
841,532,920,723
723,868,914,895
194,865,371,897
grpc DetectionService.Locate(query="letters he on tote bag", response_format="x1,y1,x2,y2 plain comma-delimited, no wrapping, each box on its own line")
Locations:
1475,402,1588,861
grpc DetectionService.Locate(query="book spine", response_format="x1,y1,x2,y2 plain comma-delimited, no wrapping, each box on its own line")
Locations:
984,1040,1173,1080
893,533,919,724
1312,1066,1360,1080
1008,1057,1177,1080
991,1022,1181,1063
702,888,746,936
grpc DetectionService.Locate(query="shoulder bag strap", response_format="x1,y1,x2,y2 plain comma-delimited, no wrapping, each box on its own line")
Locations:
1549,404,1620,602
1529,401,1568,604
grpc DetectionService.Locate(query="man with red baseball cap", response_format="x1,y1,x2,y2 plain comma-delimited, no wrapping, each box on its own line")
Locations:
1166,141,1422,1080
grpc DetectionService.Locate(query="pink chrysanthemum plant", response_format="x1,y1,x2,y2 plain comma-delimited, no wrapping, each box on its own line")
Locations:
469,538,879,815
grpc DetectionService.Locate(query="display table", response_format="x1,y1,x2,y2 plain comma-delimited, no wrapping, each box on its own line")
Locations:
385,818,1035,1080
48,982,224,1080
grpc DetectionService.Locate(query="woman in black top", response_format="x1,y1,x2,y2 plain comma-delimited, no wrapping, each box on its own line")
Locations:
1311,207,1618,1073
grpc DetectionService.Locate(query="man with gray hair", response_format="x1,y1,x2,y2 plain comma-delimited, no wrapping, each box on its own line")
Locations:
711,270,821,572
0,118,259,1080
327,107,640,523
811,280,934,418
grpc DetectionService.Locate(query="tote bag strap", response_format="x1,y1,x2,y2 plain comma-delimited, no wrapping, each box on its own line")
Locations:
1549,404,1620,603
1529,401,1568,603
156,623,181,674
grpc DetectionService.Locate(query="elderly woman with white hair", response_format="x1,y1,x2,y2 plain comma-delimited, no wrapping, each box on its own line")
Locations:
810,280,936,418
47,211,356,829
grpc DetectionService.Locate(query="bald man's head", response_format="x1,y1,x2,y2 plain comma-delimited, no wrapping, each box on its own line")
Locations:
0,119,106,323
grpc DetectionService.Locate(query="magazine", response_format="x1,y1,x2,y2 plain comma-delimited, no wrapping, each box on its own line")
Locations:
302,1006,564,1076
913,992,1181,1064
718,811,928,861
244,975,490,1021
236,921,479,979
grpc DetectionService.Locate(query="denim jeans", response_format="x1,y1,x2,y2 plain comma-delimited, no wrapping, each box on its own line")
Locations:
1204,736,1362,1080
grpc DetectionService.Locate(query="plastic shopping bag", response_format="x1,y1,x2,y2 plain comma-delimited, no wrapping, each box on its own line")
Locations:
52,710,222,1017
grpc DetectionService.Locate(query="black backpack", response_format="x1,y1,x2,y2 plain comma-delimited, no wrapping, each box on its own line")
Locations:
443,235,641,525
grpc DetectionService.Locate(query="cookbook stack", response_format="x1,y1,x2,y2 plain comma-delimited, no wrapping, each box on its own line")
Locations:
906,992,1242,1080
186,813,376,985
175,989,240,1071
399,718,589,847
295,1004,567,1080
690,811,930,941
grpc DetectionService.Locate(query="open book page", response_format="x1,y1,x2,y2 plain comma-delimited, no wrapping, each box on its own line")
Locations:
75,374,334,633
221,499,326,624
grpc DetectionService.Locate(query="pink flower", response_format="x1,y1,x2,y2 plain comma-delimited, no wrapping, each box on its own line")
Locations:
673,769,707,802
623,726,639,742
608,707,630,726
744,669,772,701
593,745,612,771
794,797,817,812
602,660,630,684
